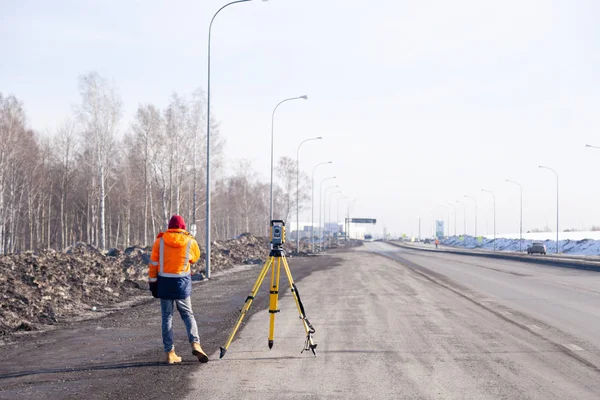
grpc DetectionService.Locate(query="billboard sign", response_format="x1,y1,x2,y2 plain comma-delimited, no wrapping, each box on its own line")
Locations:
324,223,341,233
348,218,377,224
435,220,444,238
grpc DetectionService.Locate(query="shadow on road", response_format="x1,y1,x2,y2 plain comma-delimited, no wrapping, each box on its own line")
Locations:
0,360,194,380
219,355,309,361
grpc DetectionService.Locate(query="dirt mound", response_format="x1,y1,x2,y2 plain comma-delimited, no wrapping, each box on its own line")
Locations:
0,233,321,338
0,247,148,337
202,233,268,270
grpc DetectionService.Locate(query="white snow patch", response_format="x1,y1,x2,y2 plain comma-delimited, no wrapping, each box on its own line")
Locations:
440,232,600,256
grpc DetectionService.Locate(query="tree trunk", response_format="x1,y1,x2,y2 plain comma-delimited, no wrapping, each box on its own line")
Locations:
98,162,106,250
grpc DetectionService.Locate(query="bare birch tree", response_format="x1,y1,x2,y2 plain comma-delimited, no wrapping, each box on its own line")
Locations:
53,120,78,249
76,72,122,249
131,104,162,245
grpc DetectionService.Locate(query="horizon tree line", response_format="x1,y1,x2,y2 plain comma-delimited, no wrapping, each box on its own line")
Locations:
0,72,309,254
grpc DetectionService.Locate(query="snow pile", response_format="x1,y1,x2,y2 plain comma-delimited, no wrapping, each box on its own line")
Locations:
441,235,600,256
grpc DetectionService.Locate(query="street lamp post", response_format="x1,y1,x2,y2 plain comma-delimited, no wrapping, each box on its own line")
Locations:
311,162,332,252
463,201,466,236
586,144,600,150
296,137,322,253
505,179,523,252
269,95,308,223
539,165,560,253
346,198,357,241
328,190,342,235
436,205,450,238
481,189,496,251
447,201,458,237
337,196,348,226
318,177,336,250
326,190,342,248
457,198,466,236
206,0,256,279
431,212,437,239
337,195,348,243
464,195,477,237
322,185,338,248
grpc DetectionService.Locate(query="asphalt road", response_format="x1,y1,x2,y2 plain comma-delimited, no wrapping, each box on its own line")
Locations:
382,242,600,349
2,243,600,399
186,243,600,399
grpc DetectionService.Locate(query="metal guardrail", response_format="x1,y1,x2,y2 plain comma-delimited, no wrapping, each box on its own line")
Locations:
388,241,600,273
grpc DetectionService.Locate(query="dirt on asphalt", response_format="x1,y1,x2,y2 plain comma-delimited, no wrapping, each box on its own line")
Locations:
0,250,343,400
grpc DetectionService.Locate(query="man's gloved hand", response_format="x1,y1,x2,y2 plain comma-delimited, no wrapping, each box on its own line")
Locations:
149,282,158,298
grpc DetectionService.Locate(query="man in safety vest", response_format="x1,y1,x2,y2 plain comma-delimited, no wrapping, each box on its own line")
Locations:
148,215,209,364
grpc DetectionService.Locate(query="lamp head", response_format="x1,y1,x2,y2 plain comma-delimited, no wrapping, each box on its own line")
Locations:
300,95,308,100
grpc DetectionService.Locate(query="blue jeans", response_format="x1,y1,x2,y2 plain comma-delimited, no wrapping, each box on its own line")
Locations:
160,297,200,352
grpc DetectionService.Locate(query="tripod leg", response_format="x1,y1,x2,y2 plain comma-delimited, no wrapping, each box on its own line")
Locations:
220,257,274,358
268,255,282,349
282,256,318,356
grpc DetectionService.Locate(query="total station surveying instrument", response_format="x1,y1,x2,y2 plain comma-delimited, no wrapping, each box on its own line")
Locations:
219,220,317,358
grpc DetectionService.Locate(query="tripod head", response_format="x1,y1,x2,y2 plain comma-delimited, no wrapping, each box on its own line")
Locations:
270,220,286,249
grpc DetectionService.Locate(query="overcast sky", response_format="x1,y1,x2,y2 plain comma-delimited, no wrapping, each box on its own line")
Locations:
1,0,599,238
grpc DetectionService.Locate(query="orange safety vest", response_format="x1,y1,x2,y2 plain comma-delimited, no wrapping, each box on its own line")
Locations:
148,229,200,299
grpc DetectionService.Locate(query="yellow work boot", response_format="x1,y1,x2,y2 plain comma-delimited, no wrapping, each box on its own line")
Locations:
166,349,182,364
191,342,209,363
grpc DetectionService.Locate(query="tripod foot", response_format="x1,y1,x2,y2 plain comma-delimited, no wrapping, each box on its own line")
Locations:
219,347,227,359
301,334,318,356
268,340,274,349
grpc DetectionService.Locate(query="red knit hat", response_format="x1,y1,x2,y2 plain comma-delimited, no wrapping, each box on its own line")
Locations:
168,215,186,230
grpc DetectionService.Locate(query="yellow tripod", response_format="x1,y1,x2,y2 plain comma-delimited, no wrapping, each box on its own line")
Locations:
220,221,317,359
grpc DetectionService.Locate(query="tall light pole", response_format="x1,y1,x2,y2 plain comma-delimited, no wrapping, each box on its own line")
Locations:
321,185,338,249
436,205,450,237
327,190,342,234
318,177,336,250
481,189,496,251
346,198,357,241
506,179,523,252
464,195,477,237
269,95,308,223
326,190,342,248
447,201,457,237
539,165,559,253
337,196,348,226
295,137,322,253
462,200,466,236
311,161,332,252
206,0,257,279
336,195,348,243
456,198,466,236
